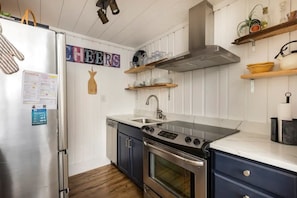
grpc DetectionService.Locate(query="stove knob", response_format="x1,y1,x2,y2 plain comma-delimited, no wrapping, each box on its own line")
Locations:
149,127,154,133
185,136,192,144
143,126,150,132
193,138,201,146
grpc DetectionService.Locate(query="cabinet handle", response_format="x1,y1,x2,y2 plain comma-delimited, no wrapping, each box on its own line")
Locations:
243,195,250,198
128,139,132,148
243,170,251,177
125,138,129,147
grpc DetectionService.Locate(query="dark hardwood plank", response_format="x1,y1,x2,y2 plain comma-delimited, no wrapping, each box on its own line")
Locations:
69,164,143,198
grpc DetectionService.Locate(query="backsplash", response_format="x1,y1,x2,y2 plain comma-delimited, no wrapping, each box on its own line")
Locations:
134,0,297,135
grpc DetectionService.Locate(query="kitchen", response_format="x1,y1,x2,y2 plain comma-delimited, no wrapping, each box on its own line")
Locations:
0,0,297,197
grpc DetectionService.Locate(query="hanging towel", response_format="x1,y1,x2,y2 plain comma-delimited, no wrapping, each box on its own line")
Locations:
0,30,24,74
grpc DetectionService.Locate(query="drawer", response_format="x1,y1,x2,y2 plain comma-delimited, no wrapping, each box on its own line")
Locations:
214,172,277,198
213,150,297,197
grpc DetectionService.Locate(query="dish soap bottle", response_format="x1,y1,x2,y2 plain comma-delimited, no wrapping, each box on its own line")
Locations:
261,7,270,29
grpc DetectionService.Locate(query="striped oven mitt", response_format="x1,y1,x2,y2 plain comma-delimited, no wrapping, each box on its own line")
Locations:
0,31,24,74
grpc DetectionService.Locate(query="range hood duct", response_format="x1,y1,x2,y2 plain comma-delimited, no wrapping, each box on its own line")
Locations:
156,0,240,72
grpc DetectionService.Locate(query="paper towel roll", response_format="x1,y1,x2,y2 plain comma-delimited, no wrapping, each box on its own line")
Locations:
278,103,292,142
278,103,292,120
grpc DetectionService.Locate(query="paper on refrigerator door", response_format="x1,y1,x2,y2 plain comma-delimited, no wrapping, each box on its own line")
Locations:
22,70,58,109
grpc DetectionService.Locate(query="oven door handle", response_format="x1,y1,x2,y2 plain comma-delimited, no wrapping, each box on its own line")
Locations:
143,141,204,167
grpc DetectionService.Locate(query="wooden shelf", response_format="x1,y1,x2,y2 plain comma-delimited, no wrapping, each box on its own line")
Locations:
125,83,177,91
241,69,297,79
124,65,155,74
124,58,167,74
232,19,297,45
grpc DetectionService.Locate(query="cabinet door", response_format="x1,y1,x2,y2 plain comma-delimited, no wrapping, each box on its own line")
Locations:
130,137,143,189
117,132,130,175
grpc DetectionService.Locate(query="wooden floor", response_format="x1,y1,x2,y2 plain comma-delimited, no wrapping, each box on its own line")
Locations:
69,164,143,198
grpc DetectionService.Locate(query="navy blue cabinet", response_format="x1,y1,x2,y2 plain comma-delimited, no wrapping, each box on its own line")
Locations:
118,132,130,175
211,150,297,198
117,123,143,189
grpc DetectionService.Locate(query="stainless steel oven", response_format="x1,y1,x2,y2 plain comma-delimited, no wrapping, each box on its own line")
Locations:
143,137,207,198
142,121,239,198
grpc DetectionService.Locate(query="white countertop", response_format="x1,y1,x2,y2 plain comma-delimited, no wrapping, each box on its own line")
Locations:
210,131,297,173
107,114,297,173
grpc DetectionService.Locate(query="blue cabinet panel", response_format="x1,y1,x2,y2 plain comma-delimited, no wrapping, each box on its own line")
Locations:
130,137,143,188
211,150,297,198
117,132,130,175
117,123,143,189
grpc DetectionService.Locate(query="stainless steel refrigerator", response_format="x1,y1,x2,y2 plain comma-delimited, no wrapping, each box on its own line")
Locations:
0,18,68,198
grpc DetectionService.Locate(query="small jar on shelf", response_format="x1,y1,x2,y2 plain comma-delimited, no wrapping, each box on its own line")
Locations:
261,7,271,29
279,0,288,23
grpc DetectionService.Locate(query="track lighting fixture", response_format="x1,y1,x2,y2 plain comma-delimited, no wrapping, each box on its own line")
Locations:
96,0,120,24
97,8,109,24
109,0,120,15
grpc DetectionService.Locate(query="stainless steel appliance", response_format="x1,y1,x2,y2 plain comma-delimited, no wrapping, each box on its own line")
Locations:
106,118,118,164
142,121,239,198
0,18,68,198
155,0,240,72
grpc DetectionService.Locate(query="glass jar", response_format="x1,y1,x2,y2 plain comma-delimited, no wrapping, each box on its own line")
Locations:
279,0,288,23
261,7,271,29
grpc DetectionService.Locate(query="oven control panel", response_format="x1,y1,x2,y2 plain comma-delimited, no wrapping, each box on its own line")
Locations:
142,125,204,149
158,131,178,140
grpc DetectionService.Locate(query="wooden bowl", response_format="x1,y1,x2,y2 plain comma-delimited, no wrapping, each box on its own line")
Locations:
247,62,274,74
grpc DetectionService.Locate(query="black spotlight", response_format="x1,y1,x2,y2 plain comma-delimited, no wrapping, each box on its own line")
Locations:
96,0,120,24
97,8,109,24
110,0,120,15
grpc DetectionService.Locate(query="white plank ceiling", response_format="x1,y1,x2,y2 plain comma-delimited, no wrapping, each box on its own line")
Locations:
0,0,224,48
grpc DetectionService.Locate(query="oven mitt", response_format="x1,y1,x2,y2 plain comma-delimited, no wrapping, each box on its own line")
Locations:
0,33,24,74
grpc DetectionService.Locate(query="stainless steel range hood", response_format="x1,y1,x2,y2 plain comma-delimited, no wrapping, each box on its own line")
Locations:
156,0,240,72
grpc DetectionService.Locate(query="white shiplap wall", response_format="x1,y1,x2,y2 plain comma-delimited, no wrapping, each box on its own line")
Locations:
136,0,297,127
65,0,297,176
65,33,136,176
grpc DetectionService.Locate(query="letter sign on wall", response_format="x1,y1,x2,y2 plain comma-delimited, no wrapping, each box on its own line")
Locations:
66,45,120,68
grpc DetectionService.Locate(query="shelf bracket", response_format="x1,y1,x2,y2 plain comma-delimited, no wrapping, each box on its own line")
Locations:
249,39,256,52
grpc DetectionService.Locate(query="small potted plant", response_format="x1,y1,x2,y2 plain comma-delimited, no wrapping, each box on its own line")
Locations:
237,4,264,37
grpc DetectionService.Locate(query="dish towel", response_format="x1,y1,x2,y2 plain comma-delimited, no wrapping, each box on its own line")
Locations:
0,26,24,74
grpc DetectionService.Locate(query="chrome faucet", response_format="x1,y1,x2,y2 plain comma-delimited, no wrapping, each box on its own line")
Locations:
145,95,166,120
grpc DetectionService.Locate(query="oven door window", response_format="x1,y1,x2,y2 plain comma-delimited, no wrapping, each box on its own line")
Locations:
150,153,194,198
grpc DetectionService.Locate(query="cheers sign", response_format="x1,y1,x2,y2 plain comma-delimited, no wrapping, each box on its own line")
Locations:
66,45,120,68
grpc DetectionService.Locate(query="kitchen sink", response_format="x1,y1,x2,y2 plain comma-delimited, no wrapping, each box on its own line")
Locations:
131,118,161,124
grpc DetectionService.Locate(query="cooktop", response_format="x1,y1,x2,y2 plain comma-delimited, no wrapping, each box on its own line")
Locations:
142,120,239,150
